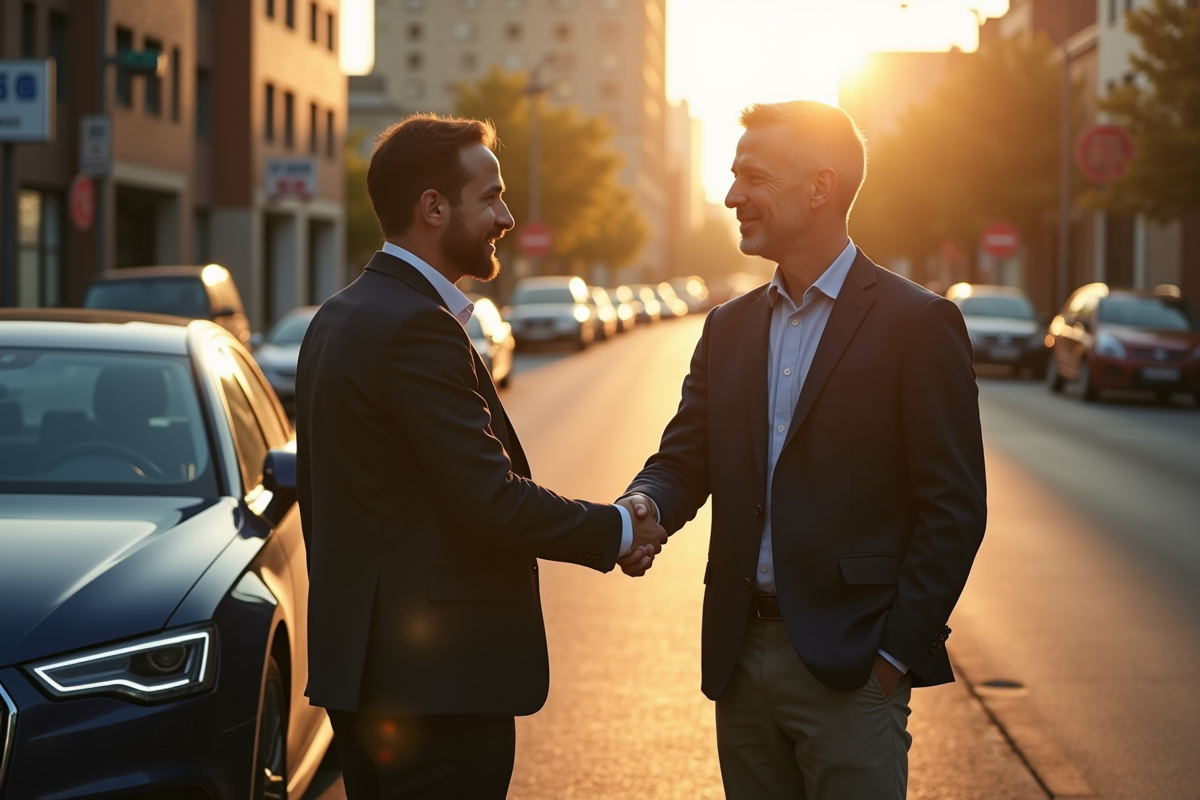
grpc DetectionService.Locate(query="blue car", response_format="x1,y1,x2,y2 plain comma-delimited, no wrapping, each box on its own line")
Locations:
0,309,330,799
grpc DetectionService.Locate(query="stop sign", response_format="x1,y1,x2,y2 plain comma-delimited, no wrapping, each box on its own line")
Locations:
980,221,1020,258
1075,124,1134,184
69,174,95,232
516,221,554,258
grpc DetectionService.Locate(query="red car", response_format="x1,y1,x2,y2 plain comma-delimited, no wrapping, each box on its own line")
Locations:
1046,283,1200,403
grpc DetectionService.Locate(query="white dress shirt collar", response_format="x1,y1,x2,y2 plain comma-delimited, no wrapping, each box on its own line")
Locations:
767,238,858,309
381,241,475,327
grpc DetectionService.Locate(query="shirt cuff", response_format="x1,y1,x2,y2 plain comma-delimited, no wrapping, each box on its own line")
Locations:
615,503,633,558
878,649,908,675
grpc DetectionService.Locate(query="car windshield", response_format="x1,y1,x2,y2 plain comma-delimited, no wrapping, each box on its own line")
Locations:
511,287,575,305
266,312,316,345
1098,296,1197,330
958,295,1035,320
83,277,211,320
0,349,218,496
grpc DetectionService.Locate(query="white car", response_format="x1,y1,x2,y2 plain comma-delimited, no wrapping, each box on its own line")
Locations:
505,276,595,350
467,297,515,388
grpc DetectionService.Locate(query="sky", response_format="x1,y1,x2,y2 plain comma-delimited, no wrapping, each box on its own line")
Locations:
665,0,1011,202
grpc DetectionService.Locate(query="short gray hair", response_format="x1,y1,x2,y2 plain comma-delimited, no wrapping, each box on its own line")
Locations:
739,101,868,216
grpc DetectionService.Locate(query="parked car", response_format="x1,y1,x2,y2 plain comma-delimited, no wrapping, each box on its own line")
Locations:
946,283,1048,377
1046,283,1200,403
467,296,515,388
82,264,251,345
504,276,595,349
669,276,711,313
587,287,620,340
610,285,645,330
652,282,690,319
628,284,663,324
0,308,330,800
251,305,319,415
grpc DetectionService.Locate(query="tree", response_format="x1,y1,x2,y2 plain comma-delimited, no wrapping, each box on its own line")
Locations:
454,67,647,268
345,128,380,271
1090,0,1200,220
850,35,1071,274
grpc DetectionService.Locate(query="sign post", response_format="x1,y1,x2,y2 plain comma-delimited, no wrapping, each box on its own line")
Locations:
980,221,1021,259
516,221,554,259
69,174,96,232
0,59,56,307
1074,123,1134,184
265,157,318,201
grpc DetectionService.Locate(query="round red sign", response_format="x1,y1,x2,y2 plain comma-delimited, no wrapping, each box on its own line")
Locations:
1074,124,1134,184
69,174,95,232
980,221,1020,258
516,221,554,258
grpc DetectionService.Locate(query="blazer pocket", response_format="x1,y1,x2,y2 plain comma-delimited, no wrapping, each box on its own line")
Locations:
839,554,903,585
823,368,882,393
427,569,520,603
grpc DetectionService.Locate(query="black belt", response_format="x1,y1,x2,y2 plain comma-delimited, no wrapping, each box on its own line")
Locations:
753,595,781,620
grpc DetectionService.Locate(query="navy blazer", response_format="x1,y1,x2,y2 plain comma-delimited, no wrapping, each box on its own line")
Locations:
296,251,621,715
628,249,987,696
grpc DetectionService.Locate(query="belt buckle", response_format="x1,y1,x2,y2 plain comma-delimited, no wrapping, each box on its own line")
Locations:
755,595,781,620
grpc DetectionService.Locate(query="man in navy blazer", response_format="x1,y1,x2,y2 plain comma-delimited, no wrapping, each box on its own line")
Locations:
625,101,987,799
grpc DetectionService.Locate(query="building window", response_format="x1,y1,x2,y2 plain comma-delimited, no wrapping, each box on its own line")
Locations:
599,80,619,100
326,109,335,159
503,52,523,71
193,210,211,264
408,52,424,71
49,12,69,100
326,11,335,50
1124,0,1135,11
408,23,423,40
454,21,477,42
552,52,575,71
265,83,276,141
196,68,212,139
600,52,619,71
310,3,319,40
144,38,164,115
285,0,296,28
284,91,295,148
401,78,424,101
17,190,63,308
267,0,275,18
21,3,36,57
554,22,571,41
309,102,319,153
1109,0,1118,23
505,22,522,41
115,27,134,107
403,0,427,10
170,47,181,120
600,21,621,42
461,52,479,72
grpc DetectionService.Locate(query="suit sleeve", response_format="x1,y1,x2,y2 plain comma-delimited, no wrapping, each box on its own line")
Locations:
383,306,622,571
880,296,987,677
625,308,715,534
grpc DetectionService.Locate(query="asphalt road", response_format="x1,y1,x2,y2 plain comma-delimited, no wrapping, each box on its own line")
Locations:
307,315,1199,800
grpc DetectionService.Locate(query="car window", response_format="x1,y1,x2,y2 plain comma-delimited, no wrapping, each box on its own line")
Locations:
1098,296,1197,330
217,364,270,493
0,348,217,496
511,287,576,305
958,295,1035,320
83,277,213,319
229,349,290,448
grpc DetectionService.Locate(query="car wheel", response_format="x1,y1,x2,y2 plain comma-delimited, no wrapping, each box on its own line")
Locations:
1046,357,1065,393
1078,359,1099,403
254,656,288,800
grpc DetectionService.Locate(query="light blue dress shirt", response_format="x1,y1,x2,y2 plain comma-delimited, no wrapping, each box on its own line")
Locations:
380,242,634,556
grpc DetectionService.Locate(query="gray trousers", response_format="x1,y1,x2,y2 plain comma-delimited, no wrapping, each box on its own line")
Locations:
716,614,913,800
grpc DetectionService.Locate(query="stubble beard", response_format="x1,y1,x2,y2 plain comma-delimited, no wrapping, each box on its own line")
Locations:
441,208,503,282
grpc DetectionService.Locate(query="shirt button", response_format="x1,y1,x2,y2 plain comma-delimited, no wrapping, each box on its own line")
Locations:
760,565,768,573
791,319,799,326
783,368,792,376
777,424,785,432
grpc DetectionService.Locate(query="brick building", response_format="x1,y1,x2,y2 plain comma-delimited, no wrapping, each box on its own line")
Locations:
0,0,348,330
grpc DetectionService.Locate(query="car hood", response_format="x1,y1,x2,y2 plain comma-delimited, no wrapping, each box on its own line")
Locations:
508,303,576,320
0,495,237,667
963,316,1039,337
253,343,301,370
1101,325,1200,350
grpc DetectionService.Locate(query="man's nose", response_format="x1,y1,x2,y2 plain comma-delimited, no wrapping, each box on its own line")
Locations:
725,185,743,209
498,201,515,230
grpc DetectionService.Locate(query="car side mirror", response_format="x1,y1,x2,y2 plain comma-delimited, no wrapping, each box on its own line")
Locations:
259,443,297,526
248,332,265,350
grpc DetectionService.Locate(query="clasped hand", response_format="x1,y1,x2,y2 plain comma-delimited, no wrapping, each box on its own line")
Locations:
614,493,666,577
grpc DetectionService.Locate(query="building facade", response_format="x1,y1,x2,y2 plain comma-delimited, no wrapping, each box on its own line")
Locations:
351,0,670,281
0,0,348,329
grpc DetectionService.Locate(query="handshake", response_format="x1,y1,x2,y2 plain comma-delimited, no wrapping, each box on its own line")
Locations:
614,493,666,578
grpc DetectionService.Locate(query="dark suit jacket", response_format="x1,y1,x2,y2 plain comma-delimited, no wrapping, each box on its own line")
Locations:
628,249,987,697
296,251,621,715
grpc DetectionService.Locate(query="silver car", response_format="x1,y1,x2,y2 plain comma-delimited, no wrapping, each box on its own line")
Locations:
504,276,595,350
251,306,319,413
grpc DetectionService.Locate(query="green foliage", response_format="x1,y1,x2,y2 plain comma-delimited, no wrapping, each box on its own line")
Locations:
850,35,1069,265
454,67,647,267
1090,0,1200,219
345,128,381,271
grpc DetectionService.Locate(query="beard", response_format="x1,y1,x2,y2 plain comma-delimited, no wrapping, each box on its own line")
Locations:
738,204,806,261
440,208,503,281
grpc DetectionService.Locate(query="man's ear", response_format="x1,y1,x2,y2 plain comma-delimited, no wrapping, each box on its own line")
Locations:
810,167,840,210
417,189,447,229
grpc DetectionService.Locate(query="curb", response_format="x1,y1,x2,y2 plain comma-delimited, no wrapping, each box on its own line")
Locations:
949,636,1099,799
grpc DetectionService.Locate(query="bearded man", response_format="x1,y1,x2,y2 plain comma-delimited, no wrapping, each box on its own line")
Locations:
295,114,665,799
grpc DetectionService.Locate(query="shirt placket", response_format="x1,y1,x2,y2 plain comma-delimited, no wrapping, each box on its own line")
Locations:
761,298,806,589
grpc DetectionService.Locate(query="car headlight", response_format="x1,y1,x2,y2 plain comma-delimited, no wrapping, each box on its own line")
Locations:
1095,331,1127,359
572,305,591,323
27,626,215,703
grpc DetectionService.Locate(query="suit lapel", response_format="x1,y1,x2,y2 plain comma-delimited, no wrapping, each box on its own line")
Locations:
743,287,772,489
782,253,877,451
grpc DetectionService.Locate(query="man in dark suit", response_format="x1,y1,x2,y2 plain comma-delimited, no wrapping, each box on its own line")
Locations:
625,101,987,798
295,114,666,799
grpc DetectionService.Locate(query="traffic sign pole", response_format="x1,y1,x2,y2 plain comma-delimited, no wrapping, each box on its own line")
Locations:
96,0,108,275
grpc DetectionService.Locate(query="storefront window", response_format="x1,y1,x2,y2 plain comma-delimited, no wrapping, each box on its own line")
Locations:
17,190,63,308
